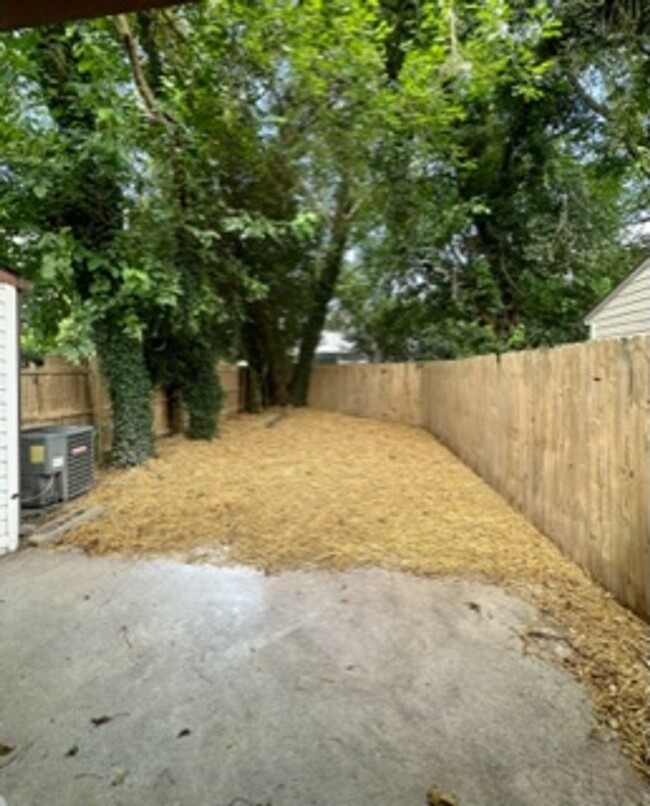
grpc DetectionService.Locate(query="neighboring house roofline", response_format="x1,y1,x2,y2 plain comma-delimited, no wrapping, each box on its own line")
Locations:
0,267,32,292
584,256,650,325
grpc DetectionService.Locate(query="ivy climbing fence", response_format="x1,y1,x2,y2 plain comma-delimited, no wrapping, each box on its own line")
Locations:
20,356,241,457
308,337,650,620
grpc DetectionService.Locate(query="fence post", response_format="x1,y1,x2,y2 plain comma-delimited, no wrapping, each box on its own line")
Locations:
87,357,110,460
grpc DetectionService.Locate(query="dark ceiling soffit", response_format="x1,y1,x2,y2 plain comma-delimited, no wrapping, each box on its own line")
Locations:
0,0,192,32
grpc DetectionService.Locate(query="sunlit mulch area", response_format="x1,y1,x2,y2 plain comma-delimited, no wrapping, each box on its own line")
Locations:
58,409,648,777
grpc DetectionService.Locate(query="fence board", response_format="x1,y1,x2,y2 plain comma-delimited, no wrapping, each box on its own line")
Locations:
219,363,241,419
21,358,93,428
309,338,650,619
21,358,241,458
309,362,423,426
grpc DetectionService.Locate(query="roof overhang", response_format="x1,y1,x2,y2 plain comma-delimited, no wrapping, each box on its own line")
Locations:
0,267,33,292
0,0,192,32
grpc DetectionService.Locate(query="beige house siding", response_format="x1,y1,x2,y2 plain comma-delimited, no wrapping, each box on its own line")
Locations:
586,259,650,339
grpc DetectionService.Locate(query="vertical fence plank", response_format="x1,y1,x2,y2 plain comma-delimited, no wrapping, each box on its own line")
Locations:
21,359,242,459
308,338,649,619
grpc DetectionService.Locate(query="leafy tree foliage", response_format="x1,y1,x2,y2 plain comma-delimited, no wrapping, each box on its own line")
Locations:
1,24,159,464
1,0,648,449
335,0,648,359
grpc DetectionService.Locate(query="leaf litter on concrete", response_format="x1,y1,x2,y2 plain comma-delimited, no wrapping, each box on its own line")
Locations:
57,409,649,778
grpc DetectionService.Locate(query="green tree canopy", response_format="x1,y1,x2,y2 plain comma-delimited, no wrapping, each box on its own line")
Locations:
1,0,647,456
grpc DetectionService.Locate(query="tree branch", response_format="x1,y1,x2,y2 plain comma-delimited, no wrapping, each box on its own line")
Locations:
566,72,610,119
159,9,189,43
567,70,650,178
114,14,165,123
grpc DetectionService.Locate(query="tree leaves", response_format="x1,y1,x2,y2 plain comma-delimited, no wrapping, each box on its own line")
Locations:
1,0,647,395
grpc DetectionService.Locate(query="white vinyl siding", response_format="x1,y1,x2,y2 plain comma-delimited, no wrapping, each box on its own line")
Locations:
588,261,650,339
0,281,19,553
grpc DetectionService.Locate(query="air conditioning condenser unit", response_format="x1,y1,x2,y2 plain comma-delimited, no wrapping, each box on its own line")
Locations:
20,425,94,509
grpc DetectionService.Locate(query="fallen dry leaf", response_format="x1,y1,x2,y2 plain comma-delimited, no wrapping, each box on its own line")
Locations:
427,785,458,806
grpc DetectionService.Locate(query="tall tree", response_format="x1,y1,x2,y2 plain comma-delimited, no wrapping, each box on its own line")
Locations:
335,0,644,359
114,11,226,438
5,24,157,465
139,0,392,408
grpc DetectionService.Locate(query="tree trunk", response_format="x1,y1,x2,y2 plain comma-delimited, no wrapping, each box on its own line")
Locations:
165,384,184,434
240,314,267,411
474,216,518,338
36,28,156,467
241,303,294,408
244,367,264,413
178,341,223,440
94,318,154,467
290,182,353,406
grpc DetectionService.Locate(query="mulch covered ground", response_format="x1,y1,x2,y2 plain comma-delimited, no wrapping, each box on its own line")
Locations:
58,409,649,778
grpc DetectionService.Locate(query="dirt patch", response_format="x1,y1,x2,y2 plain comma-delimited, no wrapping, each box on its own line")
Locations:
57,409,649,777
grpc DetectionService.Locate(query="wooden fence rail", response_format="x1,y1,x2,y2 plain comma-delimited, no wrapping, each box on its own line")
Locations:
21,357,241,457
309,337,650,620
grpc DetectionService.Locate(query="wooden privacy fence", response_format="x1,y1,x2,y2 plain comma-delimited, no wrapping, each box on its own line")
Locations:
308,361,423,426
21,357,241,456
309,337,650,620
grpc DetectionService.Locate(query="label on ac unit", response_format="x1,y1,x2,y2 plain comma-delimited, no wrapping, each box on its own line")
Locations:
29,445,45,464
52,456,64,469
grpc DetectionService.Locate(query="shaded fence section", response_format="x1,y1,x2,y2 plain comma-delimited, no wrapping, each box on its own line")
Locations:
21,358,93,429
309,338,649,619
21,357,241,456
308,362,423,426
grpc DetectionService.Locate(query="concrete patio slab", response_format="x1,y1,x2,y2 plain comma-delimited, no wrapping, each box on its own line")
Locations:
0,550,646,805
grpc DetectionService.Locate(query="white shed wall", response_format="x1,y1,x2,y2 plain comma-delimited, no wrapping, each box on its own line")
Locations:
0,282,19,553
589,263,650,339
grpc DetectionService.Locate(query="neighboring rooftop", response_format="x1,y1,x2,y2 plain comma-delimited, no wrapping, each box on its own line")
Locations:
316,330,355,355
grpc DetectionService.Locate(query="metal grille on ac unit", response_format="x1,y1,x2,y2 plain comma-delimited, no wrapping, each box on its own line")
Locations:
64,427,94,500
20,425,95,509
